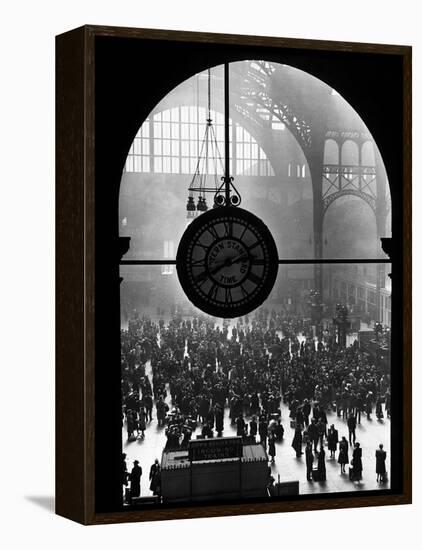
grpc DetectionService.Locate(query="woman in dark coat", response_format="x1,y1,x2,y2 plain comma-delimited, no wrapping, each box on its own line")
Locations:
352,442,363,481
338,436,349,474
138,407,147,438
305,441,314,481
375,443,387,482
268,434,276,462
214,404,224,436
291,425,303,457
289,398,299,419
317,444,326,481
327,424,339,458
149,459,161,495
385,389,391,418
129,460,142,498
249,416,258,438
295,407,304,429
375,396,384,420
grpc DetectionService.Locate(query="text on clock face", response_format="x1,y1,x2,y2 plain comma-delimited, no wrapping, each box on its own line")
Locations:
208,240,247,264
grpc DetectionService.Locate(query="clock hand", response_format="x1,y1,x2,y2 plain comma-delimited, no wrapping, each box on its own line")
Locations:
209,253,253,276
209,260,227,276
231,253,249,264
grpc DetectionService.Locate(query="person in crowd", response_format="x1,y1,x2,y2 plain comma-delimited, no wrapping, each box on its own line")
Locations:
291,425,303,458
181,426,192,448
305,441,314,481
317,444,326,481
143,393,153,422
307,418,319,453
296,406,304,430
214,403,224,437
351,442,363,482
274,419,284,441
201,422,214,438
236,413,246,437
375,443,387,482
366,391,373,420
249,416,258,441
156,396,168,427
385,389,391,418
302,399,311,427
149,458,161,496
327,424,339,459
355,392,363,424
267,467,275,493
268,433,276,462
259,418,268,448
347,412,357,446
138,406,147,438
129,460,142,498
316,417,326,448
121,453,128,490
375,396,384,420
338,436,349,474
126,409,137,441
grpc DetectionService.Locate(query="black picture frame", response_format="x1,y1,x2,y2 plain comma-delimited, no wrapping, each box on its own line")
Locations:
56,25,412,525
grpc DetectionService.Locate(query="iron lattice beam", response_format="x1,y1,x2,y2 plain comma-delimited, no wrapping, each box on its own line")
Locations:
322,188,377,215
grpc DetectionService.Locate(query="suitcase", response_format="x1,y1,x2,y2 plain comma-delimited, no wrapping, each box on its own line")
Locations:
290,420,296,429
349,467,355,480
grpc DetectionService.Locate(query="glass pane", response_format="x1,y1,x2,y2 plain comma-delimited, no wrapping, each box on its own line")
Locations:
120,60,391,262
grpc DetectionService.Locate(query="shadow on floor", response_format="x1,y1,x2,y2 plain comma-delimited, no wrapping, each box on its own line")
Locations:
25,495,55,513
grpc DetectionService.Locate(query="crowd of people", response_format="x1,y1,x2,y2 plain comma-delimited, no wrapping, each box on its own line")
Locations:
120,307,390,501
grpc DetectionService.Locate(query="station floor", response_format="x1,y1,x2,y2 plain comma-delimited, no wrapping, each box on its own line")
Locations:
122,359,391,499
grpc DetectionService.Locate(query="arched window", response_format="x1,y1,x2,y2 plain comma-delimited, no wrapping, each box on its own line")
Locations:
124,106,274,177
323,139,339,165
341,139,359,165
117,60,393,509
362,140,375,166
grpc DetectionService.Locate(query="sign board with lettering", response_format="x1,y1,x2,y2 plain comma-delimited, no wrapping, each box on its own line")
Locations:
188,437,243,462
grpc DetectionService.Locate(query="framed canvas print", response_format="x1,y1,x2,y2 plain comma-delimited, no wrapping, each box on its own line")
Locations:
56,25,411,525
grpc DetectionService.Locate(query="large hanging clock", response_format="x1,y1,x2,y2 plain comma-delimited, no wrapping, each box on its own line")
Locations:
176,206,279,318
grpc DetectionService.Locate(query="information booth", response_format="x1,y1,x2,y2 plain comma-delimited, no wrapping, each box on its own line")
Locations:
161,437,269,503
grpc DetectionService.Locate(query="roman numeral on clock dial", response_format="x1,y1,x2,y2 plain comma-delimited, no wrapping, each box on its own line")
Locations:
247,271,262,285
223,221,233,237
206,225,220,240
225,288,233,303
207,283,219,300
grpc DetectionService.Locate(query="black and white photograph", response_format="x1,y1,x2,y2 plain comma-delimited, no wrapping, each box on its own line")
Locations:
118,59,393,507
1,0,420,545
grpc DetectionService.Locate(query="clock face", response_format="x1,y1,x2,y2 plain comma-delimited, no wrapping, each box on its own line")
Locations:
176,207,279,318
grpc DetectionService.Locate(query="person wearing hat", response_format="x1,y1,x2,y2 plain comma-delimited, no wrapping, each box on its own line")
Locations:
347,412,357,446
338,436,349,474
365,391,373,420
291,425,303,458
249,416,258,441
351,442,363,481
149,458,161,496
129,460,142,498
327,424,339,458
375,443,387,482
305,441,314,481
307,418,319,453
302,398,311,427
317,443,327,481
